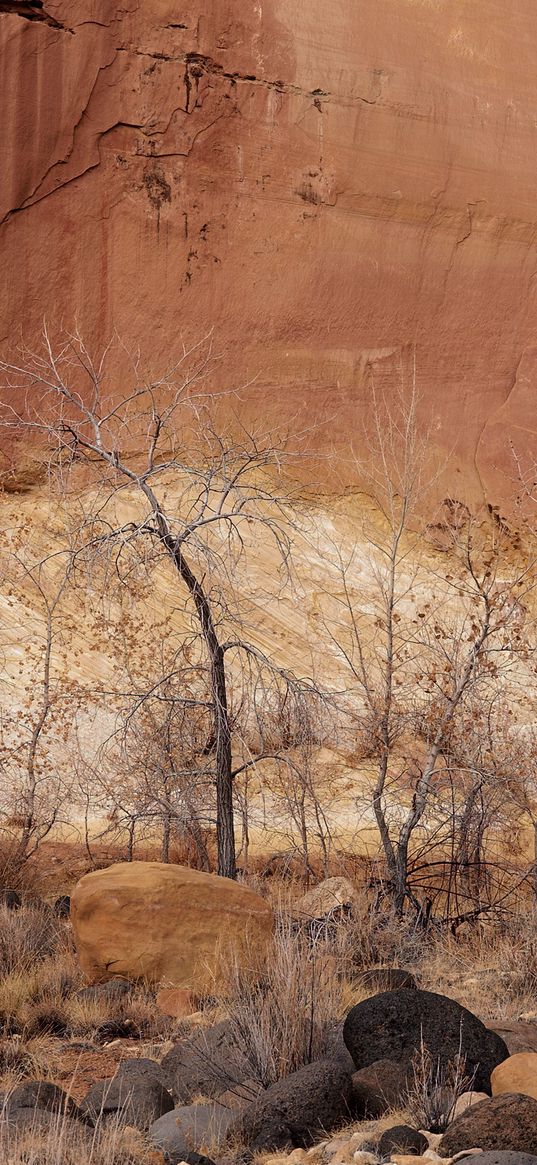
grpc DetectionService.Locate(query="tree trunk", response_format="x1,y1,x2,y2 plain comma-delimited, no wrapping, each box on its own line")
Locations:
162,532,236,879
127,819,135,861
393,846,408,917
161,812,171,862
533,820,537,903
211,641,235,878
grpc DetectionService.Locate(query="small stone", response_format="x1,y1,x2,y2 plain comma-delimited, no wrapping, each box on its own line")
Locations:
451,1092,489,1119
422,1136,443,1151
377,1127,429,1158
391,1157,436,1165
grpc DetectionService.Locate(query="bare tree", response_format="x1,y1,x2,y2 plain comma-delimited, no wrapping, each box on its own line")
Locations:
321,384,535,915
0,327,320,878
0,544,79,881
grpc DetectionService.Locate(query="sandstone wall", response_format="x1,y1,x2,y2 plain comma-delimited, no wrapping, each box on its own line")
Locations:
2,0,537,499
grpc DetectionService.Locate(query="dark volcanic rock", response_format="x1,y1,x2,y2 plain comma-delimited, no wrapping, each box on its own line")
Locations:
351,1059,410,1119
149,1102,234,1163
4,1108,90,1137
460,1156,537,1165
234,1058,353,1151
160,1020,251,1104
116,1057,172,1090
76,977,134,1003
80,1072,173,1130
7,1080,82,1121
439,1093,537,1156
377,1125,429,1158
343,988,508,1093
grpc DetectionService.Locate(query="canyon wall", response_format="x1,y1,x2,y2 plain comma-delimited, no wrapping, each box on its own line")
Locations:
1,0,537,500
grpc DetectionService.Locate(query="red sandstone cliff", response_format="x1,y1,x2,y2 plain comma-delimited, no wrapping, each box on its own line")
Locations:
1,0,537,499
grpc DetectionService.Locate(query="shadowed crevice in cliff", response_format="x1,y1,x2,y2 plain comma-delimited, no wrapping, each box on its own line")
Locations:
0,0,70,30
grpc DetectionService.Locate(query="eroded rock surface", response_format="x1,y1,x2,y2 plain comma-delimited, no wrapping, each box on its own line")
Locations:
2,2,537,499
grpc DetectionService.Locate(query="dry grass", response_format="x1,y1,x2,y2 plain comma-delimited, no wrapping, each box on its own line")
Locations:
418,909,537,1019
404,1041,475,1133
0,1104,161,1165
0,905,67,977
221,917,368,1090
0,1036,67,1093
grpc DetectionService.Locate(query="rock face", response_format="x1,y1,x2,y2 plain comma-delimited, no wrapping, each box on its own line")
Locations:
343,989,509,1093
71,862,273,990
2,1,537,500
492,1053,537,1101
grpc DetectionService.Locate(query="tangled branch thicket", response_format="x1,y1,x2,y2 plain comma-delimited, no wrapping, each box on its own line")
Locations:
0,328,536,920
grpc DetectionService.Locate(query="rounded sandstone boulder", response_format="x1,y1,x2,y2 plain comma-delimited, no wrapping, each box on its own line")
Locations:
71,862,273,990
291,876,357,921
492,1053,537,1101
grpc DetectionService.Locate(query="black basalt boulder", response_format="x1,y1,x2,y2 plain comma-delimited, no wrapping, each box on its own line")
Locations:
343,988,508,1093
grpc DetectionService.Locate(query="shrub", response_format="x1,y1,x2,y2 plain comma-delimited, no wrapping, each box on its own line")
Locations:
223,917,349,1088
0,905,64,977
405,1039,475,1133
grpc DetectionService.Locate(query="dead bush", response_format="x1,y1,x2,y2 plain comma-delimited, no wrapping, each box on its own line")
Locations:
405,1039,475,1132
0,904,65,977
223,917,351,1089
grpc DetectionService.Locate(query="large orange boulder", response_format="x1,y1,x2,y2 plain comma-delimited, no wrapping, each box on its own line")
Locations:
71,862,273,990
